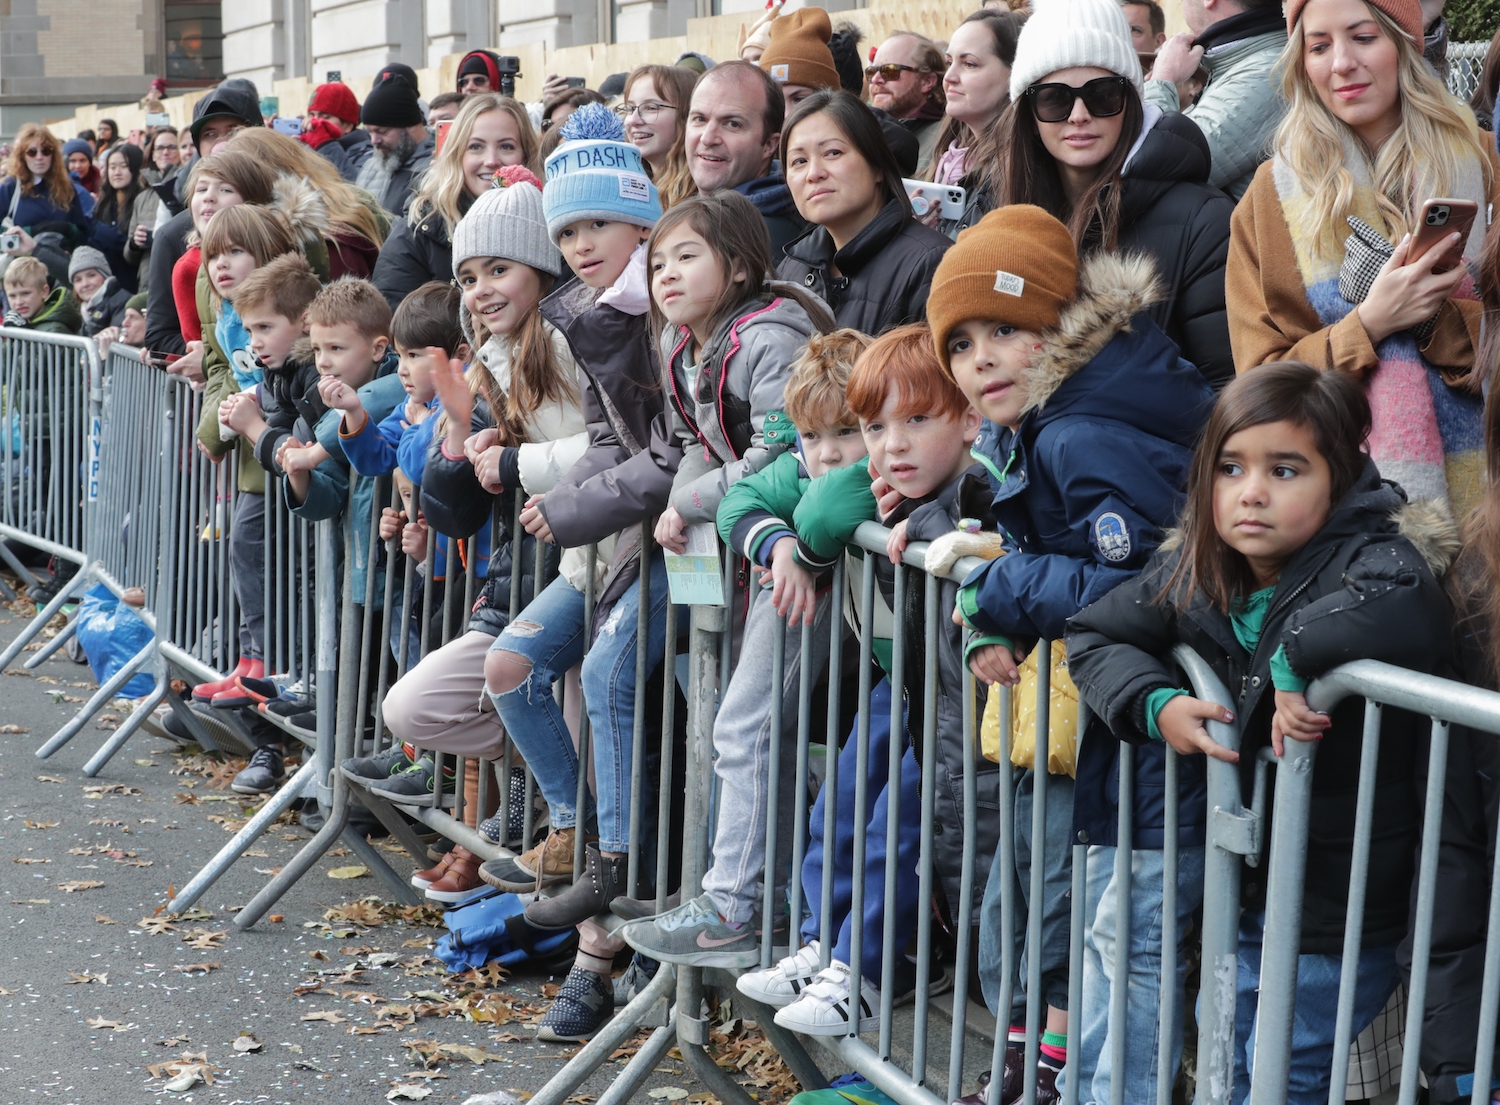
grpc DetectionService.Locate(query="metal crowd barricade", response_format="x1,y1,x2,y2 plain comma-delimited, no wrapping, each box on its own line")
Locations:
0,328,100,646
1447,41,1489,102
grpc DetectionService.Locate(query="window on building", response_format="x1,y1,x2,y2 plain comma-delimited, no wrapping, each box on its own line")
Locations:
164,0,223,82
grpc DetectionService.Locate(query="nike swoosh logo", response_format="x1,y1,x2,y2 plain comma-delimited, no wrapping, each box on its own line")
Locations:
697,931,748,948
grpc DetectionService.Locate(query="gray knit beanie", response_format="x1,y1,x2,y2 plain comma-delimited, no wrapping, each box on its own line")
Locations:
450,169,562,279
1009,0,1144,102
68,246,112,282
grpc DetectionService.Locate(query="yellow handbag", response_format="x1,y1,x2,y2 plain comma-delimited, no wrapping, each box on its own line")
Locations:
979,640,1080,778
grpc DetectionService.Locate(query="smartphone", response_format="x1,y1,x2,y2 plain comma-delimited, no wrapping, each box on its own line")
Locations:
904,179,966,221
1410,198,1479,273
435,119,453,156
564,76,587,89
272,116,302,137
145,112,171,128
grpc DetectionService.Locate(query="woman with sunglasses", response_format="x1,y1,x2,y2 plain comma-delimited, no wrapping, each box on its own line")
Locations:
619,65,698,211
777,91,951,335
997,0,1234,387
372,92,539,311
0,124,96,288
1229,0,1498,522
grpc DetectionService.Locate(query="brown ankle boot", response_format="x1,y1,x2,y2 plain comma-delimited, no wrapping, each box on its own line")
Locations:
424,846,489,904
411,848,458,889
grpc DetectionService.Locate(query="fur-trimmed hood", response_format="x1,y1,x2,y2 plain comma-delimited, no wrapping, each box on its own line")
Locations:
268,174,331,247
1016,249,1214,453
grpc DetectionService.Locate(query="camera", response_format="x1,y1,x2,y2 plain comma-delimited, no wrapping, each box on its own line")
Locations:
1426,205,1451,226
0,232,20,254
497,55,521,97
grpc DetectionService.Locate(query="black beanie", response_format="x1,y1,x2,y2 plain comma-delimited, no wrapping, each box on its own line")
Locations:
458,50,501,89
361,75,424,128
376,62,421,92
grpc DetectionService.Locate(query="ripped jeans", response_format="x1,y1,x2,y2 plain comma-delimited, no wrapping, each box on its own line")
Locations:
487,554,671,852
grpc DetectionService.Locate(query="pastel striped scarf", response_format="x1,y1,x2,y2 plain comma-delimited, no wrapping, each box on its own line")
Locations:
1271,144,1487,518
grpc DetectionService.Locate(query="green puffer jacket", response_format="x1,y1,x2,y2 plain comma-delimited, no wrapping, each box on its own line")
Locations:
1143,13,1287,201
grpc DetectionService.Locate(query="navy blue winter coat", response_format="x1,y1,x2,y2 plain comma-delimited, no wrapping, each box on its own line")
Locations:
954,251,1215,849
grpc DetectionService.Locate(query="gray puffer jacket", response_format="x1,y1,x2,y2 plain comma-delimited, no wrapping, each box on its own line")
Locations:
1142,7,1287,201
660,287,835,524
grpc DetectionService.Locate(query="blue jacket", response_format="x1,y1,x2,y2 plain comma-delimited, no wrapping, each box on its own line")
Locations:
0,176,93,239
289,347,403,604
955,252,1215,849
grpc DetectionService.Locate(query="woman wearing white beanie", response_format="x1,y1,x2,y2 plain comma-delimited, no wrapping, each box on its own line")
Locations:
979,0,1234,386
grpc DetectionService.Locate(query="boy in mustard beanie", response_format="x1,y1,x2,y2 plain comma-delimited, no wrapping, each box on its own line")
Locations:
930,203,1215,1105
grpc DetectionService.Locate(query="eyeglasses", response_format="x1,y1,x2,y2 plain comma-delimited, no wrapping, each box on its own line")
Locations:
613,101,672,123
24,147,52,158
458,74,490,89
865,63,923,82
1024,76,1129,123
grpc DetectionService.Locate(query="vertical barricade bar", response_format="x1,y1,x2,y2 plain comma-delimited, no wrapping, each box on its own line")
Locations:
786,616,816,961
846,557,878,1037
878,562,907,1060
1156,746,1179,1105
1024,642,1054,1105
1177,645,1247,1105
627,520,652,898
1247,734,1319,1105
762,608,787,965
1108,741,1134,1105
819,557,847,971
946,567,976,1096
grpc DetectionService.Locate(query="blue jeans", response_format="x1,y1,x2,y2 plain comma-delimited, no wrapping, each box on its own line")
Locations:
488,557,670,852
1071,845,1206,1105
799,678,921,986
979,769,1075,1024
1227,909,1399,1105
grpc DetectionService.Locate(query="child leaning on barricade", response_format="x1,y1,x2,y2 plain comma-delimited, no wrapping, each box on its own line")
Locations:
3,256,81,335
734,323,1001,1037
618,328,872,967
928,205,1215,1105
191,203,312,797
1066,364,1457,1105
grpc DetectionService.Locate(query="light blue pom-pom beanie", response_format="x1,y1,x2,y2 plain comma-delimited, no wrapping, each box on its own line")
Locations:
543,102,662,242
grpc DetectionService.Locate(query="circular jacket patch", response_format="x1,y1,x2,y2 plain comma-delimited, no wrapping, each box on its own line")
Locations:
1093,512,1131,563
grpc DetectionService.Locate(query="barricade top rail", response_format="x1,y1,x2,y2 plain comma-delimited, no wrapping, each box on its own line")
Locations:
849,519,992,583
1306,659,1500,734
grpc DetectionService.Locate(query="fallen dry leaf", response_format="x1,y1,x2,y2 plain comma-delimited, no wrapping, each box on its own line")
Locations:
23,819,57,830
387,1086,433,1101
66,971,107,985
300,1011,347,1023
137,916,178,935
35,775,64,783
232,1033,262,1053
57,880,105,893
172,962,220,975
81,783,141,797
181,928,226,951
85,1016,135,1032
12,856,48,864
328,865,369,880
0,723,28,733
94,914,119,924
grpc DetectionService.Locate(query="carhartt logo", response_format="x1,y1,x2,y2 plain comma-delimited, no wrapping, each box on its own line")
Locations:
994,271,1025,296
697,931,746,948
770,63,790,82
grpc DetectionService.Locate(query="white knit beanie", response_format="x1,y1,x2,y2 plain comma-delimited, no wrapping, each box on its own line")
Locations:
1008,0,1144,102
450,171,562,279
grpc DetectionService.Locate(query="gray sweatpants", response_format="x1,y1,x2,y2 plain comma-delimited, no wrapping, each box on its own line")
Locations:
703,584,834,924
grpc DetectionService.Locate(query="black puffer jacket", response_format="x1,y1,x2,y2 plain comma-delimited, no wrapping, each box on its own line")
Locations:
372,192,468,313
1113,111,1235,389
420,398,557,639
143,207,194,358
537,276,682,626
1067,464,1455,954
777,197,950,335
252,340,324,474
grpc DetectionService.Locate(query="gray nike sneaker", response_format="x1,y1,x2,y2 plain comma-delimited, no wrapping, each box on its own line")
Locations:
618,892,760,968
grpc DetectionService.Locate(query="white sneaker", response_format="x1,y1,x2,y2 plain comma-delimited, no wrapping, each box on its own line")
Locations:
735,940,821,1007
773,961,881,1036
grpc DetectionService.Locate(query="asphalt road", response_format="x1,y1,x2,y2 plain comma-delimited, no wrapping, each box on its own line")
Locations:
0,604,762,1105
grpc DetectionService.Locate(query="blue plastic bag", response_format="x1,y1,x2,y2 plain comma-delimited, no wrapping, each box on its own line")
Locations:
434,891,576,972
74,583,155,698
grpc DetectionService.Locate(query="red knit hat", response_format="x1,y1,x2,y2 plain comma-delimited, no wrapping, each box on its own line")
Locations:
308,82,361,127
1285,0,1423,43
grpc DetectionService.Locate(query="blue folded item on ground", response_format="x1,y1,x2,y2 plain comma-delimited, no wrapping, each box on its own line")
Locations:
789,1074,903,1105
74,582,155,697
434,890,578,972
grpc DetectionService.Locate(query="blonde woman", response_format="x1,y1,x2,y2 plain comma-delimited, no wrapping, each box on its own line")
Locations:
1228,0,1500,518
620,64,700,210
225,128,390,279
372,93,539,309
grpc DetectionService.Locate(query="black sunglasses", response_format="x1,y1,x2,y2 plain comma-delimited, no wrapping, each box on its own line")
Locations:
1024,76,1130,123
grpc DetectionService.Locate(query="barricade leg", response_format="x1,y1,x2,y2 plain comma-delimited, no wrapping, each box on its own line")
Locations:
36,636,155,758
82,676,171,775
22,609,79,668
0,556,88,673
168,757,319,914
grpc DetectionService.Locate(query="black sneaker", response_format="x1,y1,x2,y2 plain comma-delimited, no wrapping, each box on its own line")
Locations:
536,965,613,1041
341,743,414,784
612,951,660,1006
367,753,455,802
231,746,287,794
279,709,318,740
